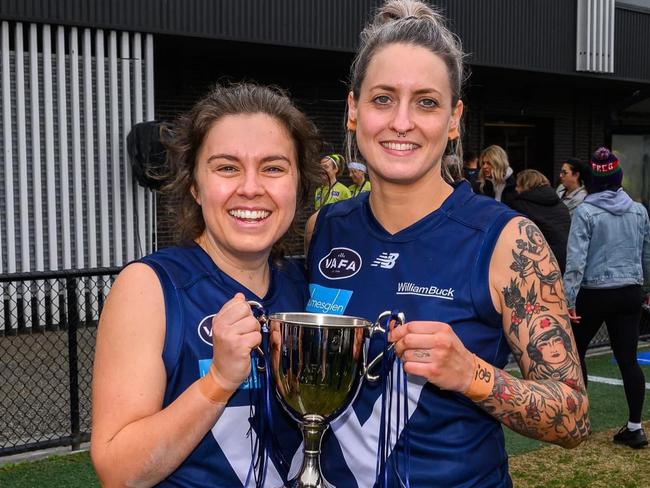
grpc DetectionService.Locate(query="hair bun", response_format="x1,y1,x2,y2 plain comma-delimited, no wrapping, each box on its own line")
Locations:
374,0,440,27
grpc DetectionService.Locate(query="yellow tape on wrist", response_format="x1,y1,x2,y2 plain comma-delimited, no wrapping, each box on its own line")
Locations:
464,354,494,402
197,363,236,405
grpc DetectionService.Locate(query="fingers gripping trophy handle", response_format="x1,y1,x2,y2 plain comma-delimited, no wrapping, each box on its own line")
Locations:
247,300,267,361
363,310,406,383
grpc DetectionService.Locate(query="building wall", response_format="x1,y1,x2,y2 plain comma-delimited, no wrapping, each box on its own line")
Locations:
153,38,619,255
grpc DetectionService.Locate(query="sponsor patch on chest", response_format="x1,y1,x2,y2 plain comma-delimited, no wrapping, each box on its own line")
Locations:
318,247,362,280
306,284,353,315
396,281,455,300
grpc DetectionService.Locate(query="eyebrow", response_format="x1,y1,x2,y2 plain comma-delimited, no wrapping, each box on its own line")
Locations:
369,84,442,96
206,154,292,164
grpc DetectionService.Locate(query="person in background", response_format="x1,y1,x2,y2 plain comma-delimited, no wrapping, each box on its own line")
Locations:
348,161,371,196
462,149,480,186
557,157,588,216
314,153,352,210
511,169,571,273
305,1,589,486
475,144,516,206
90,83,322,486
564,147,650,449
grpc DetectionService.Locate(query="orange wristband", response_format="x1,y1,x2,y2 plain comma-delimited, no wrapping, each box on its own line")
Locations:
464,354,495,402
197,363,236,404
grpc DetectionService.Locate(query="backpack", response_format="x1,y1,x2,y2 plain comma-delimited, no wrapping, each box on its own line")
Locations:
127,120,170,190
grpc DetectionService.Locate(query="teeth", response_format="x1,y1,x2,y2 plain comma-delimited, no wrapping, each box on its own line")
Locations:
382,142,418,151
229,209,270,220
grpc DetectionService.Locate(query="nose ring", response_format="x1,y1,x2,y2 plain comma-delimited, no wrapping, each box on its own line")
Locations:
397,131,406,138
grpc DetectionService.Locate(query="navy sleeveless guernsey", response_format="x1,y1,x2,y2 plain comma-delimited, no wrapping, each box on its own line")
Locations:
306,181,518,488
139,243,305,487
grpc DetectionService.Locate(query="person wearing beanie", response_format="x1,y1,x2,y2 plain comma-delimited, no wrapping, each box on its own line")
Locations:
556,157,588,217
347,161,371,196
564,146,650,449
314,153,352,210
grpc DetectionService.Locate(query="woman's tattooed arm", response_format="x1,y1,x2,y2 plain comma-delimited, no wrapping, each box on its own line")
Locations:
478,217,589,448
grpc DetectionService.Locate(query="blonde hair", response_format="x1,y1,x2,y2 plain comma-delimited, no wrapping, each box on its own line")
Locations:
478,145,510,192
345,0,466,183
516,169,550,193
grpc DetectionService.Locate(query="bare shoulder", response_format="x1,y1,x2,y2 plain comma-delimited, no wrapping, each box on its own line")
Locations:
304,210,321,257
94,262,166,395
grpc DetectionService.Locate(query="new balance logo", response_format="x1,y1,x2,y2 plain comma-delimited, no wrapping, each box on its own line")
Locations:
371,252,400,269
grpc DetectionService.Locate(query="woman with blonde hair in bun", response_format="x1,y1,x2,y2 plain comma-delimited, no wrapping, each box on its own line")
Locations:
305,1,588,486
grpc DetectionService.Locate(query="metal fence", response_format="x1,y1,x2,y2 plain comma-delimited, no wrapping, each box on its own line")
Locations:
0,265,647,457
0,267,120,456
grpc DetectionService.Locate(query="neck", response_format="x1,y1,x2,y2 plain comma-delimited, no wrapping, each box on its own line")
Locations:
368,170,453,234
565,181,579,192
328,174,337,186
197,232,271,297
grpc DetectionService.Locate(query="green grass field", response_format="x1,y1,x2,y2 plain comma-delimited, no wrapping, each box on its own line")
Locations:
1,346,648,487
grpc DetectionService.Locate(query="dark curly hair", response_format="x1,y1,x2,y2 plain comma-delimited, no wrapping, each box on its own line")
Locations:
163,82,322,258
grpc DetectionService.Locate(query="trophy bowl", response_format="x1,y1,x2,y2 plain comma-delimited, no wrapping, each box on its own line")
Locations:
266,311,395,488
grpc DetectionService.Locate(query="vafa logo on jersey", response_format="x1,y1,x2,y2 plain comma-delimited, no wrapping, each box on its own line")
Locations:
197,314,216,346
319,247,362,280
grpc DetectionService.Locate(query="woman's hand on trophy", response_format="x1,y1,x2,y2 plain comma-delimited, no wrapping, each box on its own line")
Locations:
209,293,262,391
389,321,474,392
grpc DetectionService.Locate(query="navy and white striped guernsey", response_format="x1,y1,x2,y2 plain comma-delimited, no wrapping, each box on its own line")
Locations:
139,242,305,487
306,181,519,488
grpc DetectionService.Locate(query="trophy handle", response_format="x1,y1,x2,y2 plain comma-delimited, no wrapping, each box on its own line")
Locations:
247,300,268,368
363,310,406,383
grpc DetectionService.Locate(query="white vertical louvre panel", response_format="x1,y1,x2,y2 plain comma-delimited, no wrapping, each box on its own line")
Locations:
0,22,10,329
0,21,155,331
96,30,110,268
83,29,97,269
2,22,15,274
576,0,615,73
70,28,84,270
43,25,59,273
69,28,86,320
121,33,135,263
57,26,72,271
108,31,123,267
133,34,146,258
15,23,32,330
146,34,156,253
30,23,46,325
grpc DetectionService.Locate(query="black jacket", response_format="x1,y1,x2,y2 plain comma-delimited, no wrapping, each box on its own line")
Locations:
472,174,517,207
509,186,571,272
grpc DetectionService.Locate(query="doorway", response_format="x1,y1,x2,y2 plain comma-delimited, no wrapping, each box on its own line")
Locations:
483,118,554,180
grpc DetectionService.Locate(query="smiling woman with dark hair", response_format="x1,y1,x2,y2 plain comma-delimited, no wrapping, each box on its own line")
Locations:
91,82,321,487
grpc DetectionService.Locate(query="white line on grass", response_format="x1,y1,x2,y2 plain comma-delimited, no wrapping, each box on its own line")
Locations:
588,375,650,390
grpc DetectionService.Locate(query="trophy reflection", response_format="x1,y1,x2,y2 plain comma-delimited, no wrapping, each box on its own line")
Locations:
267,311,396,488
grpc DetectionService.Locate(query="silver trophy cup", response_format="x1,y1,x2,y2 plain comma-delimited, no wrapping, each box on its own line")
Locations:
262,310,402,488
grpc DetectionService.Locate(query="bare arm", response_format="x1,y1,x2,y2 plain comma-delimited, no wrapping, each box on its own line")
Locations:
478,217,590,447
390,217,589,449
91,264,259,486
304,210,320,258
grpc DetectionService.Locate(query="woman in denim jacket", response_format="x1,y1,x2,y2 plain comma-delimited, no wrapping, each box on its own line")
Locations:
564,147,650,449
